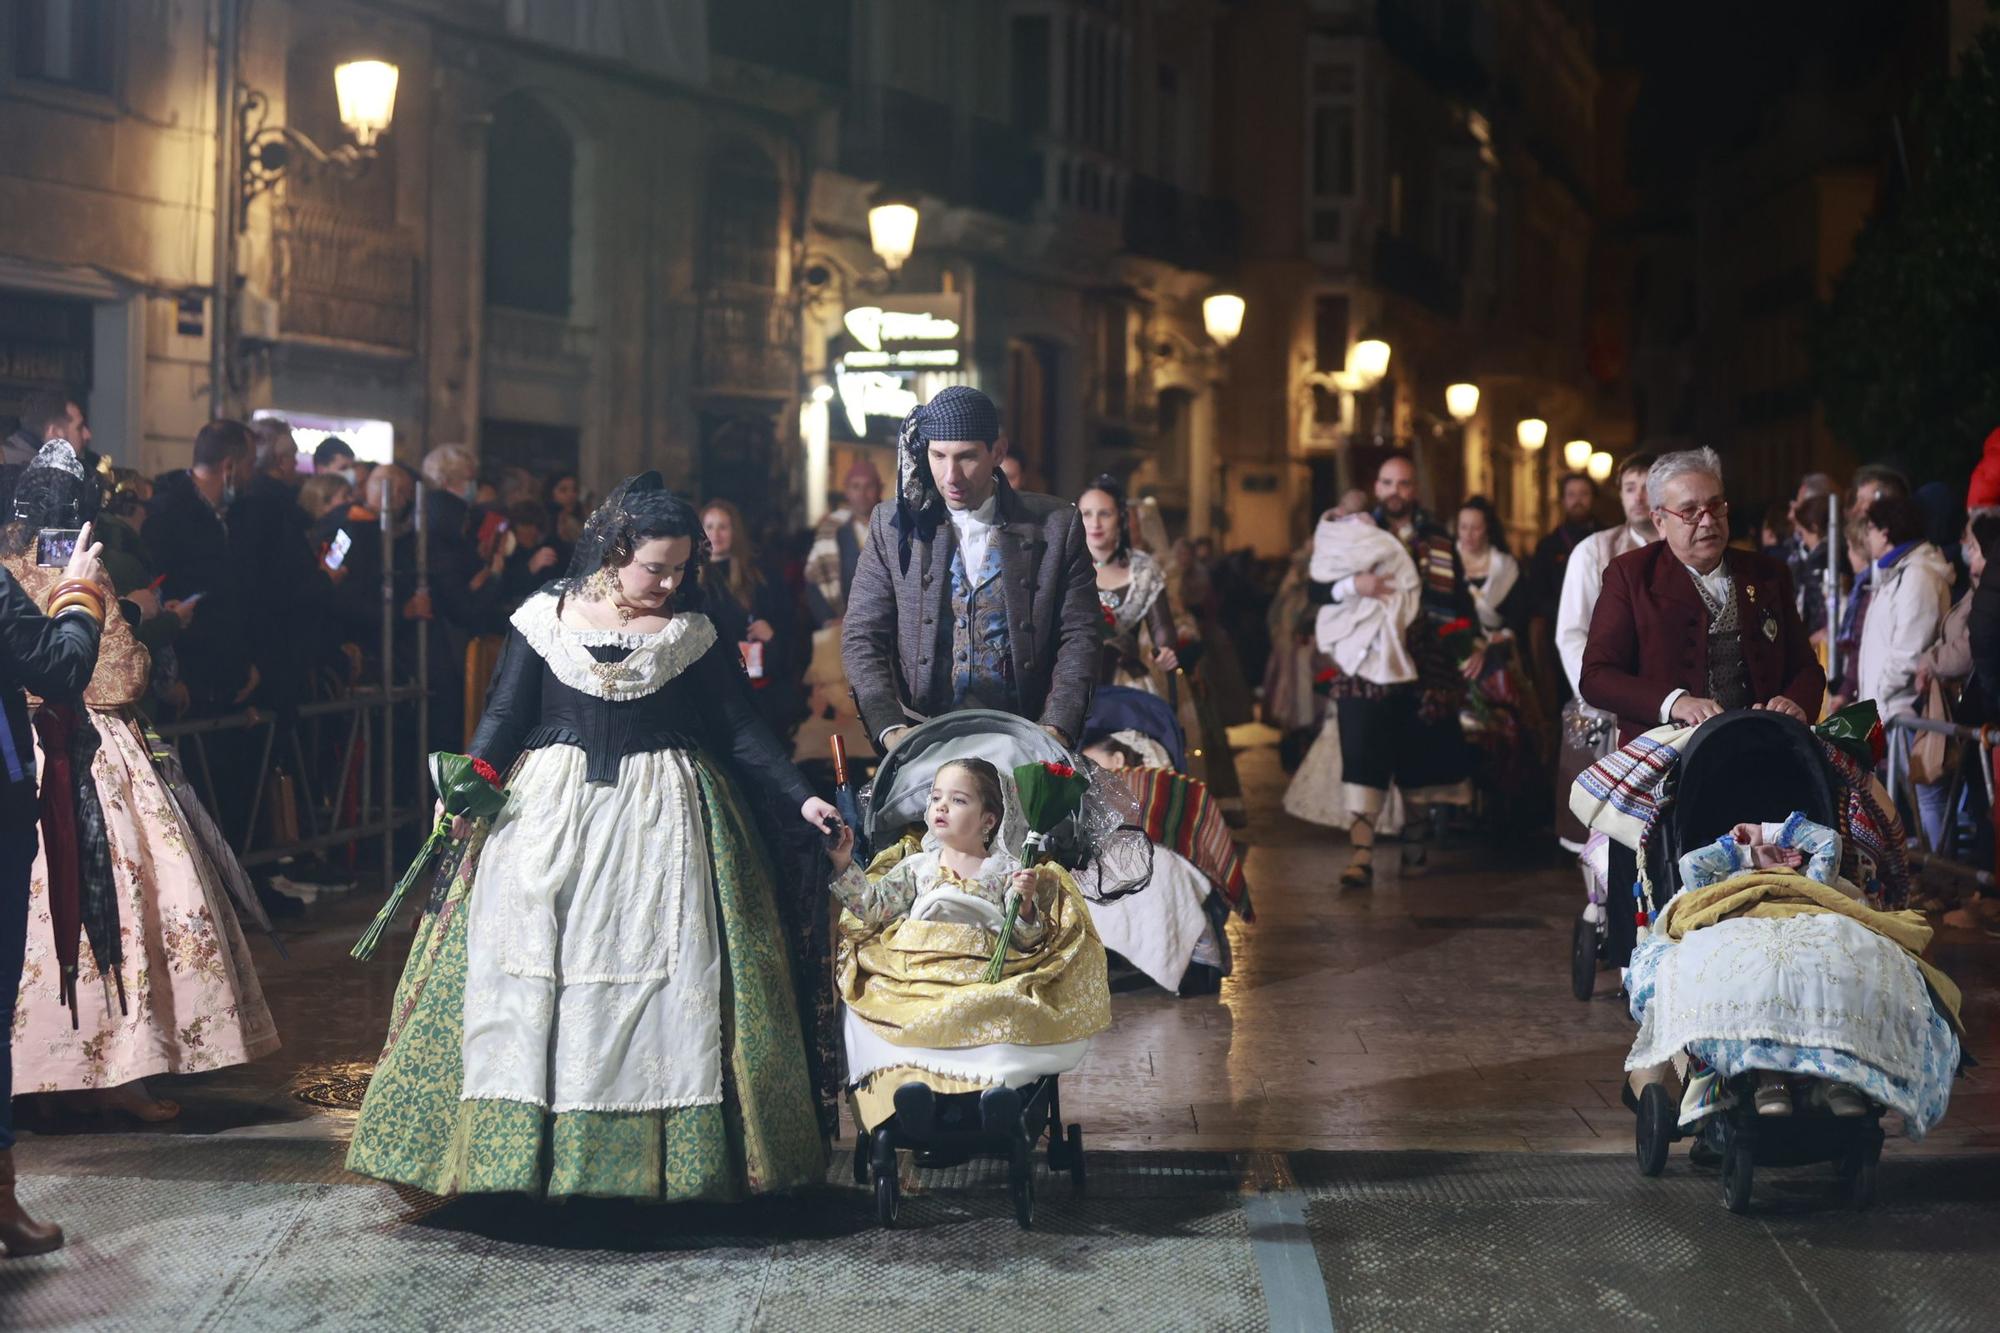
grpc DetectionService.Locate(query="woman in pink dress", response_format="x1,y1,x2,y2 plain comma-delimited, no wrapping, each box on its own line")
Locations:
5,448,278,1121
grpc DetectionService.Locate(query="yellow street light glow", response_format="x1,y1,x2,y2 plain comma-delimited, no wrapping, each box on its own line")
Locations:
1348,338,1392,385
1445,382,1480,422
334,60,399,146
867,202,920,272
1202,293,1246,347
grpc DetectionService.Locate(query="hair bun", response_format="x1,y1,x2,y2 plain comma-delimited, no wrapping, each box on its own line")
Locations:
1088,473,1125,501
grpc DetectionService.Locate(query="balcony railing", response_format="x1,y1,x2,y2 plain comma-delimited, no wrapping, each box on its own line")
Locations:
1372,229,1462,319
1123,176,1240,270
697,293,799,397
708,0,849,85
273,205,418,351
838,86,1044,222
484,307,594,370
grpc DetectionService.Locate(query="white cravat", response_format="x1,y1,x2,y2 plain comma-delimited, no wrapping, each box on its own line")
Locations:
1659,559,1736,722
947,493,1000,577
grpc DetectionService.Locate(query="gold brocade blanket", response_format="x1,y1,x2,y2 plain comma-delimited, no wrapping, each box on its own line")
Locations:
1660,870,1962,1033
836,838,1112,1051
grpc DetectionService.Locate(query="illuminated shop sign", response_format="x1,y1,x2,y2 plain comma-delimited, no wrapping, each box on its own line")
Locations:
839,294,963,369
835,367,919,436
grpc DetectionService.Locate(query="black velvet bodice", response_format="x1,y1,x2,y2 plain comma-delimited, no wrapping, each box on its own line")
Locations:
467,625,812,806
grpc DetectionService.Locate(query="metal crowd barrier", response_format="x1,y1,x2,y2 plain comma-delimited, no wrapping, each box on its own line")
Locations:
152,482,434,888
1883,713,1997,889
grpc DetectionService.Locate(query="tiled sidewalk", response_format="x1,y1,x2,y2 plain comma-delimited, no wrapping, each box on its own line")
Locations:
4,738,1996,1328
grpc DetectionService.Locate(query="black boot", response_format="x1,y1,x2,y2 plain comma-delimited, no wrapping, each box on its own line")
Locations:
0,1148,64,1257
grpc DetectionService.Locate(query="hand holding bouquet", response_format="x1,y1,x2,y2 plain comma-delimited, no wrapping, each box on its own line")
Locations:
983,760,1089,982
352,753,508,961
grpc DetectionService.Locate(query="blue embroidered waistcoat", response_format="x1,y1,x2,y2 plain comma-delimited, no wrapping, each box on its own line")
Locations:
945,537,1017,713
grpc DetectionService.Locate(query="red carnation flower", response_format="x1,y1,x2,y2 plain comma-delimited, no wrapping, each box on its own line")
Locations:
1100,605,1117,628
471,757,501,787
1314,667,1338,684
1045,761,1076,779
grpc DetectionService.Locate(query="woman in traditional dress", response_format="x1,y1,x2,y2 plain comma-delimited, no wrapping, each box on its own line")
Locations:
1454,496,1546,834
346,475,838,1201
6,447,279,1122
1080,477,1182,691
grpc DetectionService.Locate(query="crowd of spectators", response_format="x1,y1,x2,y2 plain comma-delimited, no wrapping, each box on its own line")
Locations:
11,387,1995,920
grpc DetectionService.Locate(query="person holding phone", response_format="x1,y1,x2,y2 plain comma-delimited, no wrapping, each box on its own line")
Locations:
0,454,104,1257
5,446,278,1149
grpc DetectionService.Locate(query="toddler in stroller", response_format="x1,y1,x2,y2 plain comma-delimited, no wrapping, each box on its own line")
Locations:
829,711,1114,1227
1618,713,1963,1212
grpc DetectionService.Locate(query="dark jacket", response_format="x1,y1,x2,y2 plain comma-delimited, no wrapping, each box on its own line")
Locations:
0,566,100,827
228,472,318,707
1530,520,1598,622
843,480,1099,745
1971,571,2000,717
705,557,807,741
145,470,250,709
1581,543,1825,746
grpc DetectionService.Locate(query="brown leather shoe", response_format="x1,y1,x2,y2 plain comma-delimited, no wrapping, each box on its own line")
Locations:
0,1148,65,1257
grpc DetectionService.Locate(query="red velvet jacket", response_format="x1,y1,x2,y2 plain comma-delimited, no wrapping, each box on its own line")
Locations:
1580,543,1824,745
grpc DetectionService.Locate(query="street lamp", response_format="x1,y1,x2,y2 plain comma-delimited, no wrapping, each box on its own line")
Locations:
333,60,399,146
1516,418,1548,451
1348,337,1392,387
239,59,400,220
867,200,920,273
1203,293,1246,348
1587,450,1614,482
1563,439,1593,470
1445,382,1480,423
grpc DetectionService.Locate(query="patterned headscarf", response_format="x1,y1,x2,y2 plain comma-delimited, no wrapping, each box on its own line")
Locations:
892,385,1002,570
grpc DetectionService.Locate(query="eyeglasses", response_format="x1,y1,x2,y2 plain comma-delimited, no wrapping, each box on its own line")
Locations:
1657,498,1729,528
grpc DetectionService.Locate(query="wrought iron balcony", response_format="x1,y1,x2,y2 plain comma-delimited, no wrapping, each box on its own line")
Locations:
1123,175,1240,270
697,293,800,397
839,86,1043,222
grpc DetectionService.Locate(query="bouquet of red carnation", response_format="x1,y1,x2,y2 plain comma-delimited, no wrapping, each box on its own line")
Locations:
982,759,1089,982
1097,603,1119,642
1435,615,1480,664
352,752,509,961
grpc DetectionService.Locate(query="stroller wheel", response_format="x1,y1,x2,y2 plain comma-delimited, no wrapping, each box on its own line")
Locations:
1570,915,1599,1001
1009,1135,1035,1229
851,1130,870,1186
1635,1085,1673,1177
1722,1139,1754,1214
875,1170,900,1227
1066,1124,1086,1188
1841,1141,1881,1211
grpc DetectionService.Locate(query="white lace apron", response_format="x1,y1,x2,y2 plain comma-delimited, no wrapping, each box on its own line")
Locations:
460,597,728,1113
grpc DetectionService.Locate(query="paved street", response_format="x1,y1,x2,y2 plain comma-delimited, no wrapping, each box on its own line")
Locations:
4,737,1996,1331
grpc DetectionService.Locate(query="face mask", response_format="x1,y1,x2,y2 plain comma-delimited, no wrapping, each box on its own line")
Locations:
338,467,359,486
222,482,239,507
462,482,480,505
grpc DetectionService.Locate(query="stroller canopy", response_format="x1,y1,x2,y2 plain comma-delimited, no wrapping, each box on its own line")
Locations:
1081,685,1187,773
1647,710,1838,896
864,709,1152,902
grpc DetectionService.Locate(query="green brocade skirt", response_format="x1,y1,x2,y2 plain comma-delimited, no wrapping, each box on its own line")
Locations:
344,759,826,1201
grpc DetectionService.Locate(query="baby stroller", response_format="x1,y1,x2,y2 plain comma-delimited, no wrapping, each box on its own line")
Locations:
839,710,1145,1228
1569,710,1839,1001
1616,711,1886,1212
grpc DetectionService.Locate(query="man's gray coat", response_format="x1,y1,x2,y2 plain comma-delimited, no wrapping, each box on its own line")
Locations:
842,481,1098,746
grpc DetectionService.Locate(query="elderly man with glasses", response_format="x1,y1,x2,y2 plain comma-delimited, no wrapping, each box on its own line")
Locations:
1581,447,1824,749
